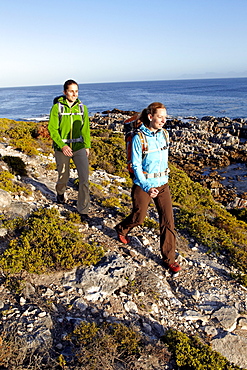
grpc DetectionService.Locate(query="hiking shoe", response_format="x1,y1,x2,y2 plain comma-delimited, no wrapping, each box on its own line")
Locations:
117,234,130,244
57,193,65,204
168,262,181,273
114,226,130,244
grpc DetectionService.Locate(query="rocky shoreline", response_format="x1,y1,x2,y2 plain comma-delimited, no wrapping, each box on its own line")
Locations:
0,112,247,369
91,110,247,208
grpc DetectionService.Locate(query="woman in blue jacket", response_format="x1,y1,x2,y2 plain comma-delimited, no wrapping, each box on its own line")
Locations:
115,102,181,273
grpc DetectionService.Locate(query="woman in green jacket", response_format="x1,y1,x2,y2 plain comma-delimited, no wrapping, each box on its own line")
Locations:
48,79,91,221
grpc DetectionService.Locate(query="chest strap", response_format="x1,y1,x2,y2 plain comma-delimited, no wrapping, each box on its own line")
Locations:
58,102,84,118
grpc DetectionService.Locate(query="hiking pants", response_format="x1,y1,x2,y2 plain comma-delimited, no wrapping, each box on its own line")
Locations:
55,148,90,214
116,183,176,265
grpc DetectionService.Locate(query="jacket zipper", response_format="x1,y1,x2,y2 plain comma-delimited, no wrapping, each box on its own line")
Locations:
70,107,73,148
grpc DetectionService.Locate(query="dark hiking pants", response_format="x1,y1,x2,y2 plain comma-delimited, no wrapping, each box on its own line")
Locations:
116,183,176,265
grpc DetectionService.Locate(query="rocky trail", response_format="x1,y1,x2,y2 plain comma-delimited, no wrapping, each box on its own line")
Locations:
0,118,247,369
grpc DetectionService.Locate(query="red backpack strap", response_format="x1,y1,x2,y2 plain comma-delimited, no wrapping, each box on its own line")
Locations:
136,130,148,158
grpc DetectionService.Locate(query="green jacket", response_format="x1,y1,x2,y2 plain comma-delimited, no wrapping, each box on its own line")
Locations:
48,96,91,152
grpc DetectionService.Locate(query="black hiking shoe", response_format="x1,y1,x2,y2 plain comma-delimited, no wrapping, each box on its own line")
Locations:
56,193,65,204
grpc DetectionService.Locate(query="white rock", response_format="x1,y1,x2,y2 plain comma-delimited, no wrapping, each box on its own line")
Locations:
124,301,138,313
20,297,26,306
151,303,159,314
38,312,47,318
0,228,8,237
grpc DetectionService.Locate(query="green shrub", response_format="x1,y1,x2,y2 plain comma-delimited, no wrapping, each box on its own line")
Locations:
2,119,53,156
115,171,133,188
120,193,131,202
0,170,31,195
10,138,38,156
63,210,81,223
44,161,57,171
89,129,133,188
109,185,119,194
101,196,121,209
90,135,127,175
0,207,105,274
0,170,17,193
6,121,39,155
0,118,12,138
67,321,142,368
163,329,243,370
101,179,110,187
4,274,26,295
89,181,106,200
169,163,247,284
143,217,159,229
6,121,37,140
91,128,112,138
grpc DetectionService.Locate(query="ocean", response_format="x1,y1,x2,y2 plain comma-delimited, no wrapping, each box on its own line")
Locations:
0,77,247,121
1,77,246,196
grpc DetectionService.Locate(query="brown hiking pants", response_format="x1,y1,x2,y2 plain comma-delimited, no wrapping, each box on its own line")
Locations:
116,183,176,265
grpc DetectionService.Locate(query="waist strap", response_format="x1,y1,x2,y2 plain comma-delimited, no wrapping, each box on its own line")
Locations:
60,112,83,116
62,136,84,144
144,168,170,179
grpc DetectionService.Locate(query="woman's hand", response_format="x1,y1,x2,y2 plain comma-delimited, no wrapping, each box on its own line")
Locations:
148,187,159,198
62,145,73,157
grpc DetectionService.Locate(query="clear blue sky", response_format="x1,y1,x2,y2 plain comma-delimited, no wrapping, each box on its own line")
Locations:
0,0,247,87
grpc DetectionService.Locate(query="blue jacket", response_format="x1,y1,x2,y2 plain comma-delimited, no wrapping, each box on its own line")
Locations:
132,124,169,192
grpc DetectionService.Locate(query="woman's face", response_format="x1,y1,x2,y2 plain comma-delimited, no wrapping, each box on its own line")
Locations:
148,108,167,131
64,83,78,103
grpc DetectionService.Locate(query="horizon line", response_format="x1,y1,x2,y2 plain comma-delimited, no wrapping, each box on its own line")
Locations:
1,75,247,89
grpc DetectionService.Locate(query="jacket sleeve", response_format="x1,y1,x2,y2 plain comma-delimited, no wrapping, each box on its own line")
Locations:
48,104,66,149
131,134,151,193
81,105,91,148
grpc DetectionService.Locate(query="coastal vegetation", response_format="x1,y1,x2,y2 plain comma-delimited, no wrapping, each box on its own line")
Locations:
65,321,144,368
163,329,243,370
0,320,243,369
0,119,246,284
0,170,31,195
0,207,105,274
168,163,247,284
0,118,52,155
0,117,247,369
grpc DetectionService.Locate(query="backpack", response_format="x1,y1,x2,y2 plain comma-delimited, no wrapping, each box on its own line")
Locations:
53,95,84,121
124,114,169,178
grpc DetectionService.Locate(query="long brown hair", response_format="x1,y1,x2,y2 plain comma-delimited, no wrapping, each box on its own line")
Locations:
139,102,166,127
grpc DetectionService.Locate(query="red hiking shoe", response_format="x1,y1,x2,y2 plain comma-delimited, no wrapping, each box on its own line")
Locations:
117,233,130,244
168,262,181,273
114,226,130,244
